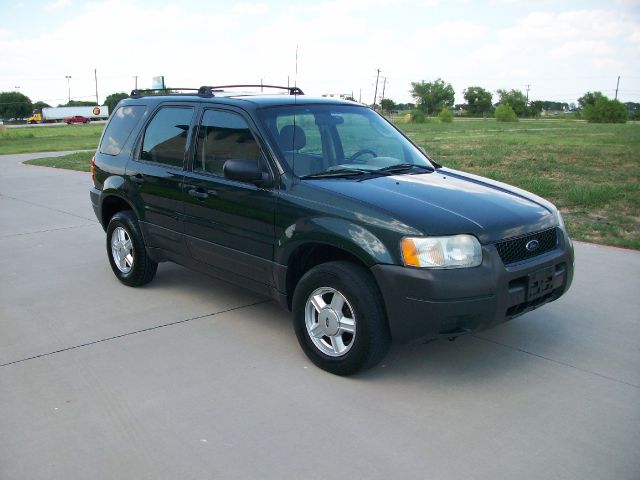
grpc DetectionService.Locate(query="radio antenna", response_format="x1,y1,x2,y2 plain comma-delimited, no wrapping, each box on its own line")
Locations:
293,45,299,178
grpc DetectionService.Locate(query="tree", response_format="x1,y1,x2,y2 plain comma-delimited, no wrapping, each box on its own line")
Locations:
583,98,627,123
380,98,396,113
578,91,605,109
463,86,492,115
104,92,129,113
438,106,453,123
0,91,33,119
497,89,528,117
32,101,51,111
495,103,518,122
410,78,454,115
624,102,640,120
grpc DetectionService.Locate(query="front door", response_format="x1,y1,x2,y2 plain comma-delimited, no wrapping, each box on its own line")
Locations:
182,107,277,287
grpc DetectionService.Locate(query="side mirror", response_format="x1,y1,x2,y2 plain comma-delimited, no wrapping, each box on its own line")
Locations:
223,158,271,186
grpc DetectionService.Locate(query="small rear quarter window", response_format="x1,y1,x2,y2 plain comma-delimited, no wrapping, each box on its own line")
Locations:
99,105,147,155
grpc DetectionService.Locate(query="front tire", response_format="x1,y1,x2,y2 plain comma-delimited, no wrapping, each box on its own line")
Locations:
292,261,390,375
106,210,157,286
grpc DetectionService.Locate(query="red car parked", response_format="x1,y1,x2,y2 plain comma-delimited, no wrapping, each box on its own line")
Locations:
64,115,91,124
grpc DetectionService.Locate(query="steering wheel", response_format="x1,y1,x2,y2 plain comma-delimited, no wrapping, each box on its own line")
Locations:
349,149,377,163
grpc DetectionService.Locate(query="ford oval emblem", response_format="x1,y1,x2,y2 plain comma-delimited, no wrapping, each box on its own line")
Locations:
526,239,540,252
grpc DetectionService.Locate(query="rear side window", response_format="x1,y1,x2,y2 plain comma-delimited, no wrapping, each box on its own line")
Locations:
141,107,194,168
194,110,259,176
99,105,146,155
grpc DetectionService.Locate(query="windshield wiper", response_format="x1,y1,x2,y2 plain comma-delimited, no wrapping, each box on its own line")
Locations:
375,163,434,173
300,168,372,179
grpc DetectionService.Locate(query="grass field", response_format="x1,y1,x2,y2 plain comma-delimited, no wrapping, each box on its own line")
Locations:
13,118,640,249
0,123,103,154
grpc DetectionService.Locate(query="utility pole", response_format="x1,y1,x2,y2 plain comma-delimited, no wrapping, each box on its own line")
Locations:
381,77,387,112
133,75,138,90
359,88,362,103
615,76,620,100
525,84,531,103
94,68,99,105
65,75,72,103
373,69,381,110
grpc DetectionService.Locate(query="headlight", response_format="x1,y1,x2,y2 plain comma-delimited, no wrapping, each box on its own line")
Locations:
401,235,482,268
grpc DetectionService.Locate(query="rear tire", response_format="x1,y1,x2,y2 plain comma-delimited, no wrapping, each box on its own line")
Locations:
292,261,390,375
106,210,157,286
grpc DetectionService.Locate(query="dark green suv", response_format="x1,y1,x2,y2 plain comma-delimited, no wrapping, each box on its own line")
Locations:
90,85,574,375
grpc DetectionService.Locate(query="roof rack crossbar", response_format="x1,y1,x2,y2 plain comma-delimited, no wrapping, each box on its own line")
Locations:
200,84,304,95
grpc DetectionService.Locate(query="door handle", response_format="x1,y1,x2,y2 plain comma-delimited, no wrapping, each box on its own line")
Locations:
130,174,145,184
188,188,209,199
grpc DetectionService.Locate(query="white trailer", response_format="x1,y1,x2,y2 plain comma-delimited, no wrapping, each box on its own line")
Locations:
29,106,110,123
42,106,109,121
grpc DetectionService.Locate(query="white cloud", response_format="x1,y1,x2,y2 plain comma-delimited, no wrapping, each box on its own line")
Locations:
552,40,611,58
44,0,72,11
232,2,268,15
413,20,488,42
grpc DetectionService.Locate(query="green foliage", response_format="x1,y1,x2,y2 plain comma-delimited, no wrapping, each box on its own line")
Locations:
104,92,129,113
438,107,453,123
409,109,426,123
578,91,605,108
463,86,492,115
583,98,628,123
410,78,454,115
32,101,51,111
624,102,640,120
495,103,518,122
0,91,33,119
380,98,396,112
497,89,528,117
61,100,96,107
528,101,543,117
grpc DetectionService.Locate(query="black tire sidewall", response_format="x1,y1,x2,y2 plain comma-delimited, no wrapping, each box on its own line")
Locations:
292,261,390,375
106,211,155,286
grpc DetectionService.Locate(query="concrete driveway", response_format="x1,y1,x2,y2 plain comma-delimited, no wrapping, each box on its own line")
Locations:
1,152,638,480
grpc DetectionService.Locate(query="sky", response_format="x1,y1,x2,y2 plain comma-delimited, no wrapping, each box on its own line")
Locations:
1,0,639,107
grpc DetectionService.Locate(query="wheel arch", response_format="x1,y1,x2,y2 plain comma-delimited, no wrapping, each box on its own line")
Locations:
100,193,138,230
284,242,378,310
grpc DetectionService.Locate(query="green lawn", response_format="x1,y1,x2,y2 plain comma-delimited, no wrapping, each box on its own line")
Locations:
15,118,640,249
0,123,103,154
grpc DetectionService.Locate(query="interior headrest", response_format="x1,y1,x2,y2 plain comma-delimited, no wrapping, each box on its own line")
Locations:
278,125,306,151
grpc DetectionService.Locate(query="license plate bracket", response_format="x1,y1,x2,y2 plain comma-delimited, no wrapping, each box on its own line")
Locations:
527,266,554,301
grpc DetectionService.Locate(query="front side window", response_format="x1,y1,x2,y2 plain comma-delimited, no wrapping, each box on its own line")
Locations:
194,109,260,176
258,105,432,177
141,107,193,168
99,105,147,155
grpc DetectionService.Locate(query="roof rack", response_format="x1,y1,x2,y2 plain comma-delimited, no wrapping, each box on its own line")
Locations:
200,84,304,96
130,84,304,99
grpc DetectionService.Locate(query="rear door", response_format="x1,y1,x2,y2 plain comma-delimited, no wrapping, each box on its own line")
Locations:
126,104,196,254
182,107,277,287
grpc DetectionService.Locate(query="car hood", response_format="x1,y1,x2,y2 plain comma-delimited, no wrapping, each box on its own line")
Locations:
306,169,557,244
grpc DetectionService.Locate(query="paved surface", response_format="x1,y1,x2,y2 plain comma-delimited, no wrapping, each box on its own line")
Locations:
1,152,639,480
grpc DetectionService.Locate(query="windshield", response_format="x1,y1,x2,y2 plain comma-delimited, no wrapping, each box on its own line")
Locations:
257,104,433,178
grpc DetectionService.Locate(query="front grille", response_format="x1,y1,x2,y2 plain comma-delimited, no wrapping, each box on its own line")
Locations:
495,227,558,265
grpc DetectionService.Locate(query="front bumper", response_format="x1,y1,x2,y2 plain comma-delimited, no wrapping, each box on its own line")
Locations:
371,234,574,343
